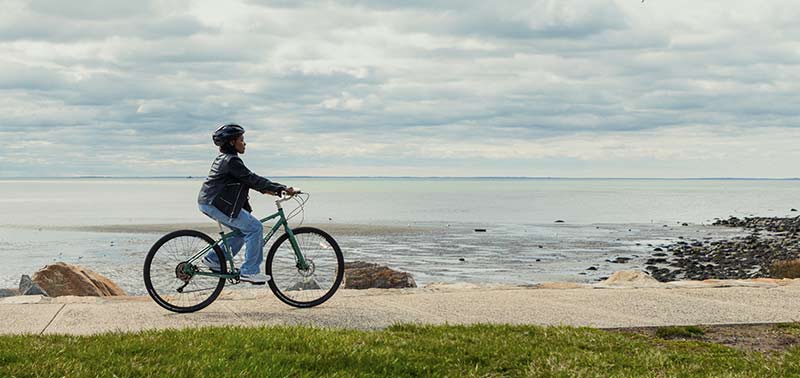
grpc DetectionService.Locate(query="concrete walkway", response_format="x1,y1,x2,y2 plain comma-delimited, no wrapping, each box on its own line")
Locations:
2,281,800,336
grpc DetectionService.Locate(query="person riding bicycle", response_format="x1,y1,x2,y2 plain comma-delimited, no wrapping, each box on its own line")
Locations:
197,123,296,284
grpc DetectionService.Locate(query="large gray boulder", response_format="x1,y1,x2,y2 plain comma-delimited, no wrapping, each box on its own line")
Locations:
19,274,48,296
344,261,416,289
0,274,49,297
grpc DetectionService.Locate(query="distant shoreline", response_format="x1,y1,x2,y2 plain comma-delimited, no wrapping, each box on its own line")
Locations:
2,176,799,181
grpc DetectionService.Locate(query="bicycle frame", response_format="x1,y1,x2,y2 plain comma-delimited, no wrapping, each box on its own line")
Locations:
187,205,308,280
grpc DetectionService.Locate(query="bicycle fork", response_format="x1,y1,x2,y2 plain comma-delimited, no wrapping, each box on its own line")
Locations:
274,204,310,271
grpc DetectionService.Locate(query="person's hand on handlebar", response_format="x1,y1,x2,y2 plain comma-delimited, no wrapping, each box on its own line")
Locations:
265,187,298,197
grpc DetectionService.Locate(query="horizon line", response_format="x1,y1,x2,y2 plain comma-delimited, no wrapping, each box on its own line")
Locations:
1,175,799,181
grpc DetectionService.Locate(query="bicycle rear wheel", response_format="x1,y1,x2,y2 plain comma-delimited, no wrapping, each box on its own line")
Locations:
143,230,226,313
266,227,344,308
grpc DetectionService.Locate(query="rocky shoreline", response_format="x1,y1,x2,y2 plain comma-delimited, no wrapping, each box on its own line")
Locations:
5,217,800,295
644,216,800,282
1,261,416,298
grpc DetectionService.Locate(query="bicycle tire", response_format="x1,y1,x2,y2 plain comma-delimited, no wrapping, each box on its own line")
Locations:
266,227,344,308
143,230,227,313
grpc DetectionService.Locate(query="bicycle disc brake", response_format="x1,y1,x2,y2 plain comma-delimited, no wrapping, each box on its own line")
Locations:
298,258,316,278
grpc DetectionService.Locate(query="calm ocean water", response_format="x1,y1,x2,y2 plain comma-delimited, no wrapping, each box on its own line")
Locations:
1,178,798,294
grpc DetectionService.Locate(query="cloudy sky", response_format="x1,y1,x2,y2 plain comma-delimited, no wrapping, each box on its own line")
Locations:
0,0,798,178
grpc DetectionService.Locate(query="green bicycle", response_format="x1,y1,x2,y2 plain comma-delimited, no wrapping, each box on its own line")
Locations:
143,191,344,313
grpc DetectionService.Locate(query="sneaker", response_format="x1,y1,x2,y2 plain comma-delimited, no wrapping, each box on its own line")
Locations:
202,256,222,272
240,272,270,285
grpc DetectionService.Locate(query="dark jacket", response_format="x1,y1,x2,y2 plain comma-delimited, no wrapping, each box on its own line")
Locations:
197,153,286,219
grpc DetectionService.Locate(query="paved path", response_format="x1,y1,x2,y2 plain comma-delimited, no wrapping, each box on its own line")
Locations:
2,280,800,336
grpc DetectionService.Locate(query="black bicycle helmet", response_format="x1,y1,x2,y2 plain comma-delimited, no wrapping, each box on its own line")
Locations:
212,123,245,146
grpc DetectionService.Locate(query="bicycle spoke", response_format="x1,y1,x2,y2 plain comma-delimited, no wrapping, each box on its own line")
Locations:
268,228,342,306
144,230,226,313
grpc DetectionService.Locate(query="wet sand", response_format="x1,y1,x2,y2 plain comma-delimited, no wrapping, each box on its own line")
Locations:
1,221,755,296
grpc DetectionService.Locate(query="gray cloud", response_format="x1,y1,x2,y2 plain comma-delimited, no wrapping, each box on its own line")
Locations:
0,1,212,42
0,0,798,177
25,0,157,20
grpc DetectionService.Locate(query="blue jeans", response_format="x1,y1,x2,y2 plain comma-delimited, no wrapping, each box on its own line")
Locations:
199,203,264,275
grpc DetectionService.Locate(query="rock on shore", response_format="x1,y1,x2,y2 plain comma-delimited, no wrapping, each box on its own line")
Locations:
713,216,800,233
344,261,417,289
0,275,48,297
602,270,659,285
647,216,800,282
32,262,126,297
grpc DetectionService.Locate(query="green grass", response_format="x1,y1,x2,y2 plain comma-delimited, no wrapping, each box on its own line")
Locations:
655,326,706,339
1,324,799,377
776,322,800,335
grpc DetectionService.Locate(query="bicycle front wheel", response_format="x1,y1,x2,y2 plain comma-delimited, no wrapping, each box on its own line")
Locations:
143,230,226,313
266,227,344,308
